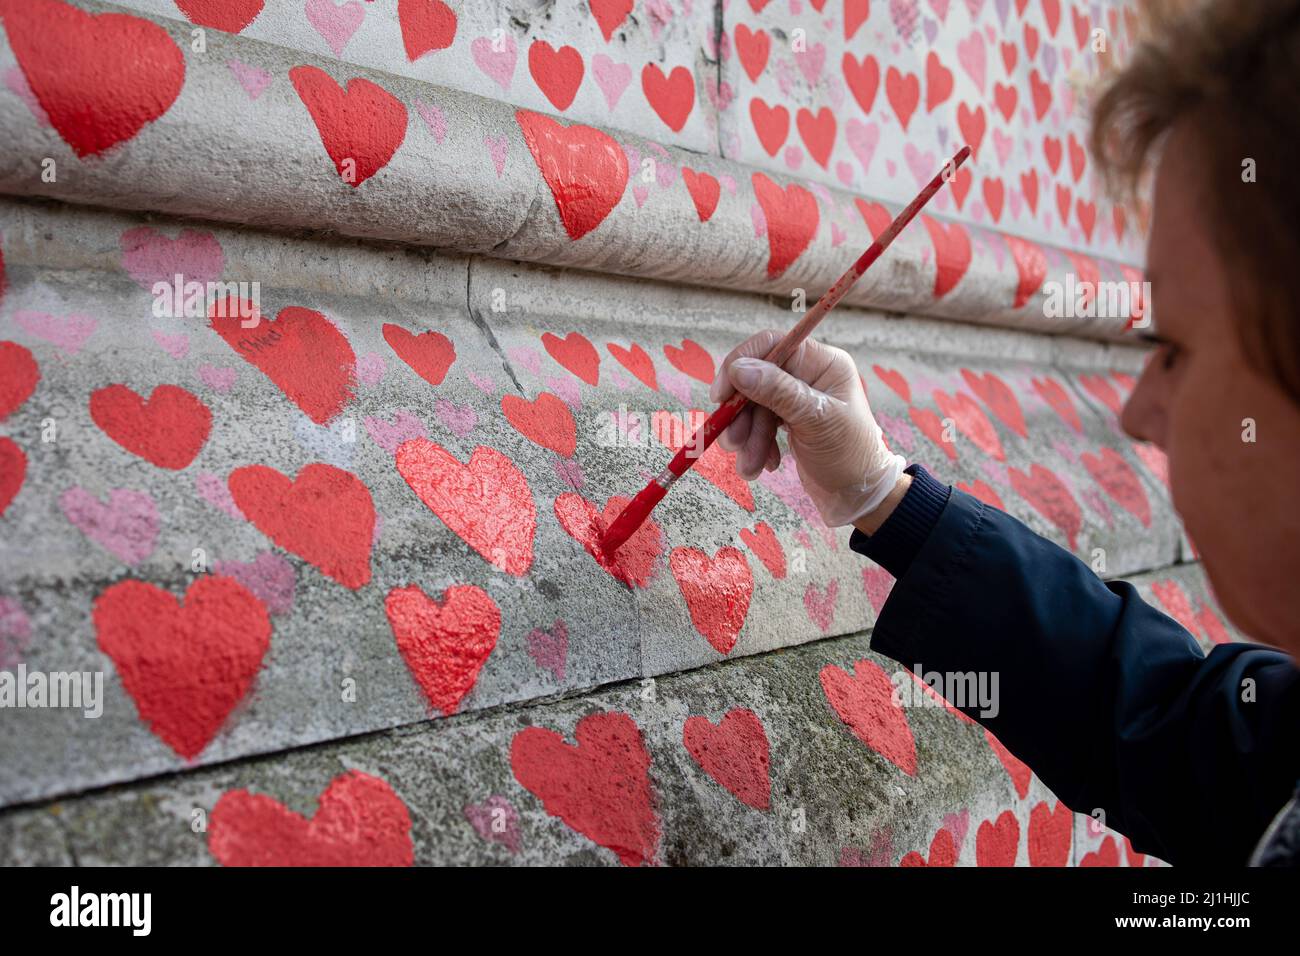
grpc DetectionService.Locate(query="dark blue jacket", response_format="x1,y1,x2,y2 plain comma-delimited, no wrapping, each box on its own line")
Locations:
849,465,1300,866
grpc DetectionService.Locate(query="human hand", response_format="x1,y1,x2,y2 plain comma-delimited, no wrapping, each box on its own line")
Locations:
710,329,907,529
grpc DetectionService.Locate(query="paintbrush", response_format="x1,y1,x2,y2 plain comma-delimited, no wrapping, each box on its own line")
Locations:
601,145,971,554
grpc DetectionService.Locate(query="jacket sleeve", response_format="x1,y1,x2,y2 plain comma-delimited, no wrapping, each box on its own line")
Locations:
851,464,1300,865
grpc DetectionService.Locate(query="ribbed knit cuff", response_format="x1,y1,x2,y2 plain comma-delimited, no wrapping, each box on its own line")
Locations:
848,463,951,578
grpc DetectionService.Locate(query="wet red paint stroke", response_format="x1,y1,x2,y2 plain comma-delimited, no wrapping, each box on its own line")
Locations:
1027,800,1072,867
1008,463,1082,550
210,298,356,425
1,0,186,158
554,492,662,588
502,392,576,458
93,576,270,759
976,810,1020,866
670,546,754,655
396,439,536,576
173,0,264,33
1081,447,1151,527
228,463,375,589
0,437,27,518
752,172,819,278
819,658,917,776
383,322,455,387
385,584,499,716
0,341,39,421
683,707,771,811
516,109,628,241
209,770,414,867
89,383,212,470
510,711,661,867
397,0,457,62
289,66,408,187
542,331,600,386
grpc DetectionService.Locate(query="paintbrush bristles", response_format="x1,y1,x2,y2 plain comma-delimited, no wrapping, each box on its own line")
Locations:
601,146,971,553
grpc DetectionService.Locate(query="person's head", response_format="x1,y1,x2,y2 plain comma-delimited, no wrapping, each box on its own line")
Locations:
1091,0,1300,653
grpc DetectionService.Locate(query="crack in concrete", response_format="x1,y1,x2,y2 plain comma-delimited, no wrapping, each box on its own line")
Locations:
464,255,525,395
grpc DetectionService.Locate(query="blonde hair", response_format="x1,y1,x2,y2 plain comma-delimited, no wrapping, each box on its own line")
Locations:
1090,0,1300,401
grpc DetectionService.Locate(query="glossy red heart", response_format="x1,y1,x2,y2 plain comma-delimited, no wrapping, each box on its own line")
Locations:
511,711,661,866
385,584,499,716
229,463,374,588
753,172,819,278
0,341,39,420
397,0,457,61
921,215,972,299
396,439,536,577
1028,800,1072,866
553,492,662,588
0,437,27,517
670,546,753,655
383,322,455,387
516,110,628,241
93,576,270,759
681,167,721,222
502,392,576,458
210,299,356,425
542,331,600,385
1082,447,1151,527
820,659,917,776
1008,463,1082,550
2,0,186,158
739,521,785,579
683,707,771,810
290,66,407,187
90,384,211,470
606,342,658,390
174,0,263,32
209,770,414,866
976,810,1020,866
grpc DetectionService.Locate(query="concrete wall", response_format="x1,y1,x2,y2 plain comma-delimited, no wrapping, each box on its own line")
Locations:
0,0,1227,866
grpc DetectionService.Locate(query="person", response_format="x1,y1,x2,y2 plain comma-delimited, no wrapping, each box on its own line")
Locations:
711,0,1300,866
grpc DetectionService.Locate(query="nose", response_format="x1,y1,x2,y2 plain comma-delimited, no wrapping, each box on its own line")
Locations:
1119,352,1168,447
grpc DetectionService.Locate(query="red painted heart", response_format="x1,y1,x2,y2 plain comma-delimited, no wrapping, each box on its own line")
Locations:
820,658,917,776
93,575,270,759
681,167,721,222
662,339,715,384
683,707,771,810
1082,447,1151,527
641,63,694,132
383,322,455,387
934,389,1004,461
1032,376,1081,433
739,521,785,579
0,437,27,517
961,369,1027,438
976,810,1020,866
210,299,356,425
228,463,375,589
652,410,755,511
396,439,536,577
174,0,263,33
606,342,658,390
921,215,972,298
502,392,576,458
542,331,600,385
289,66,407,187
511,711,661,866
553,491,662,588
670,546,754,655
209,770,414,866
528,41,584,111
385,584,499,716
1028,800,1072,867
589,0,633,41
0,341,39,420
872,364,911,403
2,0,186,158
909,405,957,461
900,827,957,867
1008,463,1082,550
90,384,211,470
397,0,457,61
753,172,819,278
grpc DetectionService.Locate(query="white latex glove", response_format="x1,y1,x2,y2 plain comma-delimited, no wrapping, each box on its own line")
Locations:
710,329,905,528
